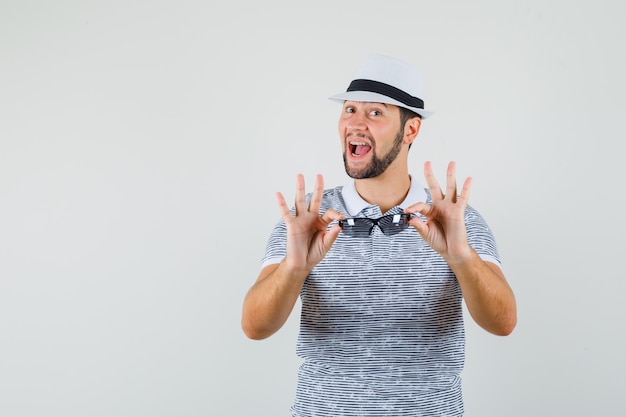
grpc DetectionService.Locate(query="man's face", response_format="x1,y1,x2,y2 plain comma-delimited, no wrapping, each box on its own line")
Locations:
338,101,405,179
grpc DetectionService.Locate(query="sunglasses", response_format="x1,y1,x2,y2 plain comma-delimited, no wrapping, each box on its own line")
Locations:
338,213,413,237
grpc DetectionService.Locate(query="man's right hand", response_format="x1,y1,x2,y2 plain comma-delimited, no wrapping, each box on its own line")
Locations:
276,174,344,274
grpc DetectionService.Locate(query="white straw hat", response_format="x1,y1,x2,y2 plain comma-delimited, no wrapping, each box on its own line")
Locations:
329,54,434,119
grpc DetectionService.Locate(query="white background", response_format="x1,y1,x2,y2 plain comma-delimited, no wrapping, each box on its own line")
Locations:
1,1,624,416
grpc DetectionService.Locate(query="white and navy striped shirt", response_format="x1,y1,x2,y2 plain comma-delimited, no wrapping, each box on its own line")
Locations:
262,179,501,416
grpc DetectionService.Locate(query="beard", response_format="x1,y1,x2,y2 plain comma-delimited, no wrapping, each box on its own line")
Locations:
343,129,404,179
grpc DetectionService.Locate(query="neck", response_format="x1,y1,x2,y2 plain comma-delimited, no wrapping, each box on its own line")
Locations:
354,164,411,214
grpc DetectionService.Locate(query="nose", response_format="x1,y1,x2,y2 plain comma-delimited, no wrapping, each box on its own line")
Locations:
346,109,367,130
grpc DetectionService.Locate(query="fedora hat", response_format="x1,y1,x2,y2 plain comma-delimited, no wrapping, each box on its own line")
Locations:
329,54,434,119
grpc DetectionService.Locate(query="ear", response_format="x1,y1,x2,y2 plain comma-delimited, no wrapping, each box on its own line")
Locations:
403,117,421,145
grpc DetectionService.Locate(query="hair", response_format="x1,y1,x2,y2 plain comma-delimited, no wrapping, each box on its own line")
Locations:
399,107,421,149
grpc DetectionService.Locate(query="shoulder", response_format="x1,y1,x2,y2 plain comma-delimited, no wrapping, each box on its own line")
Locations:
306,186,348,212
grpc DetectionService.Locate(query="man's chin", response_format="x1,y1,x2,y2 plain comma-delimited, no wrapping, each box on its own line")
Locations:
344,166,377,180
343,155,380,179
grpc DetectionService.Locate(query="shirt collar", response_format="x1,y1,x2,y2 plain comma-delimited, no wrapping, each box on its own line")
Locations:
342,176,428,216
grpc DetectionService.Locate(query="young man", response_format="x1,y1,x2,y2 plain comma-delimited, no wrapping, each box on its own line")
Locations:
242,54,516,416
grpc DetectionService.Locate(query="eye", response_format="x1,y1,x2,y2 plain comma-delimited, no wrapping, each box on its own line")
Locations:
369,109,382,116
345,106,355,113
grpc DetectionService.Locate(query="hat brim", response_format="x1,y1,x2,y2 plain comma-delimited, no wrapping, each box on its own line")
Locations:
329,91,434,119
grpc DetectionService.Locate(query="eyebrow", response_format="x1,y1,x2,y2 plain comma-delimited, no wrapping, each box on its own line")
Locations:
344,101,389,108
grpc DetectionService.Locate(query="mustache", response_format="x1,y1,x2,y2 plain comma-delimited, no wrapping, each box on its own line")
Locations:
346,132,374,142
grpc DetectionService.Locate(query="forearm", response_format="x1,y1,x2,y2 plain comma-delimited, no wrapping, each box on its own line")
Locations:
241,261,310,340
447,249,517,336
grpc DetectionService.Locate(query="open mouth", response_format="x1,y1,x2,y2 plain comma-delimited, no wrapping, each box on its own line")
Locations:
350,141,372,157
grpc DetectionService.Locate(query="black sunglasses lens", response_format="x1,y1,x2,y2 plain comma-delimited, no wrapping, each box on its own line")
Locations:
377,214,410,236
340,214,411,237
339,218,373,237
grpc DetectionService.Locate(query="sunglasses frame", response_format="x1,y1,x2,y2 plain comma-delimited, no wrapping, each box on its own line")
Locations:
338,213,413,237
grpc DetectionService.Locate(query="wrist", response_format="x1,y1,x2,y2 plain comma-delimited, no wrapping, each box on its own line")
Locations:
443,246,477,269
280,258,312,282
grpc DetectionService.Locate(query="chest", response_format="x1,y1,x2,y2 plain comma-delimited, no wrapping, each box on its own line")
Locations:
302,229,460,321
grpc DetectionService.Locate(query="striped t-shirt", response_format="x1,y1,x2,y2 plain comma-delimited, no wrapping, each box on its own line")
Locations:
262,179,501,416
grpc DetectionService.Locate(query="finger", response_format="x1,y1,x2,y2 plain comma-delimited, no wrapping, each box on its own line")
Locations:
308,174,324,214
322,223,343,247
320,208,345,224
275,191,292,221
424,161,444,201
445,161,458,203
404,202,431,217
293,174,306,215
457,176,472,207
407,213,428,237
405,204,433,237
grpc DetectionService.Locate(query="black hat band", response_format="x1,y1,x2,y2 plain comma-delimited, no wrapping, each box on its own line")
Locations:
346,79,424,109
